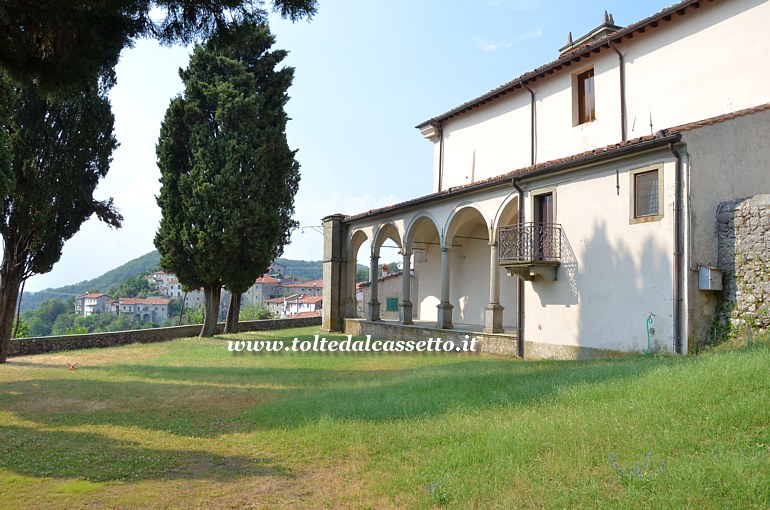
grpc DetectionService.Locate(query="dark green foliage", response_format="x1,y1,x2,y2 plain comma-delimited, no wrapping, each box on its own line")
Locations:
0,72,121,361
107,275,160,299
20,250,161,312
273,257,323,280
0,0,317,97
155,22,300,336
20,298,69,337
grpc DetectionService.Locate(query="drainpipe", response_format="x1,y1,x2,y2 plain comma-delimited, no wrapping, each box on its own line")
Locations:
437,121,445,192
609,42,627,142
669,141,682,354
512,178,525,357
521,81,536,165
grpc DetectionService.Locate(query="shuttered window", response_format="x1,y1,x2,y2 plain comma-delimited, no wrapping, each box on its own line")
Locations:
635,170,659,217
577,69,595,124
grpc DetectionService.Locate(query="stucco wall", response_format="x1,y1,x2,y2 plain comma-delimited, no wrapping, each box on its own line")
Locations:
716,195,770,332
519,149,676,353
681,108,770,347
9,316,322,357
432,0,770,192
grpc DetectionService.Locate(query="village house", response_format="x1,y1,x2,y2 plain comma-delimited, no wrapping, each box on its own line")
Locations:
322,0,770,357
285,295,323,317
281,279,323,298
112,297,171,325
74,293,111,317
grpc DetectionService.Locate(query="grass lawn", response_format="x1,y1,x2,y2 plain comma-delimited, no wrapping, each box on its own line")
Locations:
0,326,768,509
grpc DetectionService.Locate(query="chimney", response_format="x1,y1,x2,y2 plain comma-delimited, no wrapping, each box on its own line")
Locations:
559,11,623,57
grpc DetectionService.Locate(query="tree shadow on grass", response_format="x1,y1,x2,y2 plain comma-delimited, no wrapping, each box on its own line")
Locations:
0,424,291,482
1,356,680,436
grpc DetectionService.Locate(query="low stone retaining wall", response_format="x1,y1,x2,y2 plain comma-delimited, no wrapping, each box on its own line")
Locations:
9,316,322,357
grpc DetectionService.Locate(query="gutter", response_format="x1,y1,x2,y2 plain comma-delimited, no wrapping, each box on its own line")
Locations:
512,178,525,357
669,141,683,354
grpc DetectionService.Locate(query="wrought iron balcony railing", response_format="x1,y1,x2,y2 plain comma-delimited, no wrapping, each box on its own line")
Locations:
498,222,562,264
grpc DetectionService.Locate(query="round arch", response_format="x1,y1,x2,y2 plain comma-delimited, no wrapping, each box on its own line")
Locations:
372,222,404,255
444,202,491,248
404,212,441,252
492,192,520,242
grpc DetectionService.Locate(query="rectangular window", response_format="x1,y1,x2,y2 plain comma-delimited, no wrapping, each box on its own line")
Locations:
386,297,399,311
577,69,595,124
629,166,663,223
635,170,659,217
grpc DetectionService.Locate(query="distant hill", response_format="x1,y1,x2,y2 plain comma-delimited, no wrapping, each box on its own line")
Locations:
21,252,331,312
20,251,161,312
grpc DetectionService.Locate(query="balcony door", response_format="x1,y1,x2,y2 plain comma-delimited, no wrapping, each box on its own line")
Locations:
534,193,553,260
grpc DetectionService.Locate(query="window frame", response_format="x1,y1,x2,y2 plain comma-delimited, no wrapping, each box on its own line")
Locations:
574,68,596,125
629,165,664,224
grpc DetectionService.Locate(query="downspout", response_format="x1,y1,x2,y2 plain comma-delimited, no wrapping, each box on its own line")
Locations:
669,141,682,354
609,42,627,142
521,81,536,164
512,178,525,357
437,121,445,192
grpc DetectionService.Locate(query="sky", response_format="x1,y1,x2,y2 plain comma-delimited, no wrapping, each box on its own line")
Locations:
25,0,675,292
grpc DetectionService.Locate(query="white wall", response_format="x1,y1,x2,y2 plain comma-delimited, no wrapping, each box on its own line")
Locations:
518,151,676,353
431,0,770,191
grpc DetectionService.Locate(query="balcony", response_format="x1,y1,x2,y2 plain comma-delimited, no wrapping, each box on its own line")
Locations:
498,223,562,281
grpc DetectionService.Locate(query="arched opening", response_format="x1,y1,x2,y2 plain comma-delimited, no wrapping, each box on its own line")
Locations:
405,214,441,323
348,229,370,319
133,314,141,322
372,223,404,321
445,205,491,327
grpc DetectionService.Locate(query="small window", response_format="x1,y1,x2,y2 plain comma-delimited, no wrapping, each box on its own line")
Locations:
630,166,663,223
635,170,659,217
577,69,595,125
386,297,399,311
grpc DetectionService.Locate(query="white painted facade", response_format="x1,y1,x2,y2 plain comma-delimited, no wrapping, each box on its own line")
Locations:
322,0,770,357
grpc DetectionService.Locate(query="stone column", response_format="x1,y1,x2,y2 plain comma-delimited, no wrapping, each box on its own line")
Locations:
322,214,347,332
484,241,504,333
400,250,413,324
368,253,381,321
436,246,453,329
344,256,357,318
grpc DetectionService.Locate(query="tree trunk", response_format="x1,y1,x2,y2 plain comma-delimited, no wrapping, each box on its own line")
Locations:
0,254,24,363
224,292,242,334
200,283,221,337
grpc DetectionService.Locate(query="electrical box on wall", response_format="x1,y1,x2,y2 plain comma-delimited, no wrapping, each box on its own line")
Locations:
698,266,723,291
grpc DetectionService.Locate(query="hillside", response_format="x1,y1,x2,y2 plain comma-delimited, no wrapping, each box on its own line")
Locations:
20,251,161,312
21,252,330,312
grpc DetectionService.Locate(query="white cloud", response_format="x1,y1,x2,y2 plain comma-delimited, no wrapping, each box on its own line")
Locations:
474,27,543,51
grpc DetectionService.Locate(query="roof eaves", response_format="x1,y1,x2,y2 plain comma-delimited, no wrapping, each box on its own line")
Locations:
416,0,704,129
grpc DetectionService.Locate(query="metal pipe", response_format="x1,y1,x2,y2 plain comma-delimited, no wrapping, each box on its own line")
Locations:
669,141,683,354
522,81,536,165
437,122,445,192
512,178,525,357
609,42,627,142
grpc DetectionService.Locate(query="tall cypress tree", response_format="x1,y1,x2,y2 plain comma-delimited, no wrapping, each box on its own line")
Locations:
155,22,299,337
0,72,122,362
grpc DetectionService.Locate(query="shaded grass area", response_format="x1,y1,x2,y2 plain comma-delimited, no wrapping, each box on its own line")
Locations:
0,326,768,509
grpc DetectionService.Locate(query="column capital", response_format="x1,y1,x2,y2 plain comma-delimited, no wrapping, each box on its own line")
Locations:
441,246,449,253
370,254,380,261
488,241,497,247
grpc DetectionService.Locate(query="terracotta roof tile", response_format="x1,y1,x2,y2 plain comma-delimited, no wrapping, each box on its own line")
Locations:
119,297,171,305
282,279,323,288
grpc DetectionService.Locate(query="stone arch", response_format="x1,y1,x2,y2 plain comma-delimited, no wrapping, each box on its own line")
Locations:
373,222,403,255
348,228,370,261
404,212,441,252
492,193,520,242
444,202,491,248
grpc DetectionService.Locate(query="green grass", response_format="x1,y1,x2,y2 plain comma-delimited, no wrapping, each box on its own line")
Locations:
0,326,768,509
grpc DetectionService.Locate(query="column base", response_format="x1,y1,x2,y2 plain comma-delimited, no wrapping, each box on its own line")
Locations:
483,304,505,334
436,302,454,329
368,300,381,321
399,301,413,325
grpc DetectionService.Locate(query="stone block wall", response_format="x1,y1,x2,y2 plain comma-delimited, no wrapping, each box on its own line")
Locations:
9,316,322,357
716,194,770,331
